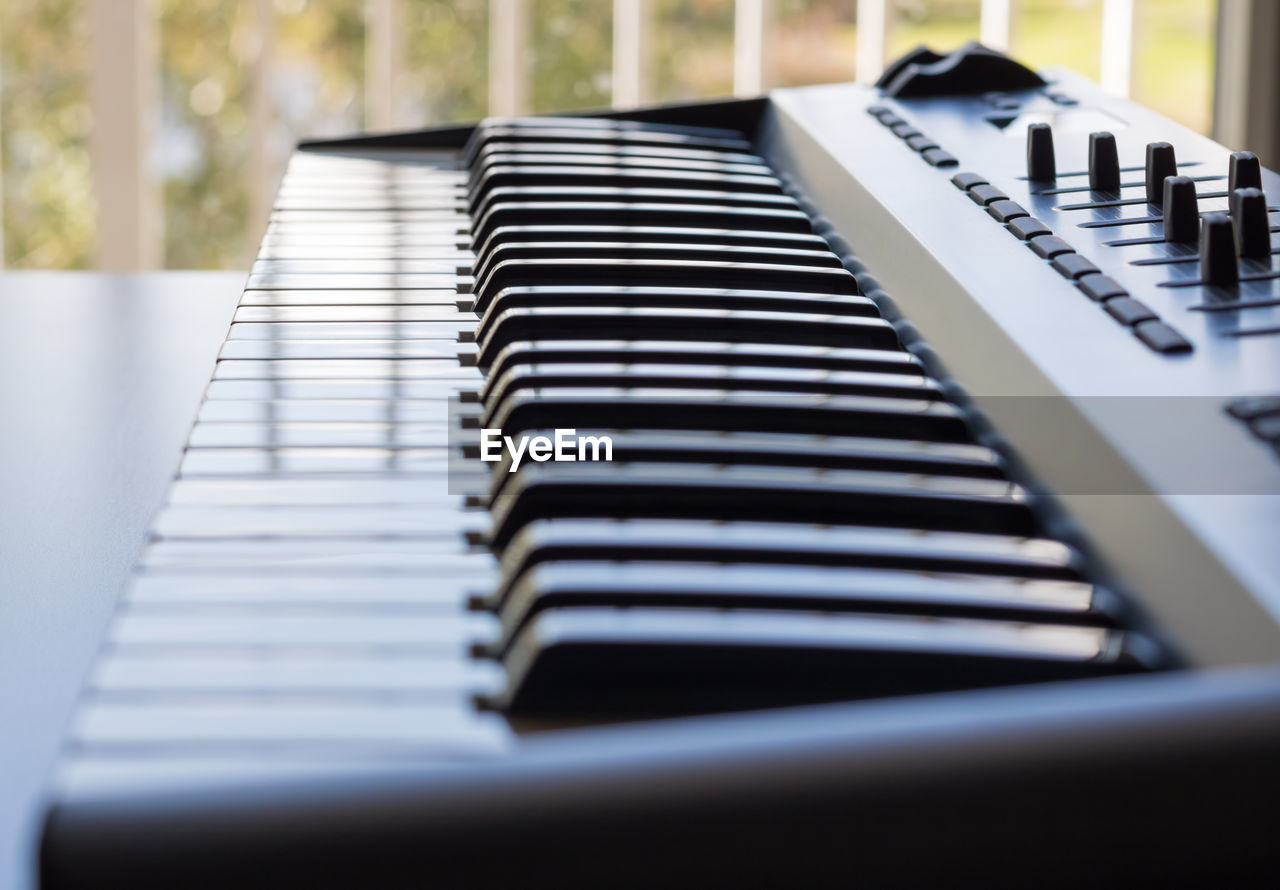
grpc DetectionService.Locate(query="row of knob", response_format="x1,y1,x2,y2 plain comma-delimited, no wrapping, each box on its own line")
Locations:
1027,124,1269,286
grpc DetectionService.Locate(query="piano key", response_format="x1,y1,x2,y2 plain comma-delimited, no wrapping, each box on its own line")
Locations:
255,246,472,261
91,652,503,695
485,463,1034,549
151,505,483,539
252,259,467,275
233,305,471,323
72,701,511,749
267,212,468,226
108,610,495,648
467,166,786,208
492,562,1119,654
471,224,831,259
476,429,1005,480
475,286,874,339
469,241,842,287
471,203,813,247
471,115,750,138
212,359,475,380
219,339,466,360
178,447,450,476
483,339,925,379
187,422,451,448
139,539,484,572
470,185,799,225
484,391,969,444
243,274,465,291
474,308,901,365
469,151,771,177
126,573,485,605
204,380,467,399
494,520,1085,606
462,124,752,165
227,322,470,339
469,140,764,167
166,477,470,507
491,607,1156,716
472,260,859,314
196,400,451,423
479,365,944,413
240,290,465,306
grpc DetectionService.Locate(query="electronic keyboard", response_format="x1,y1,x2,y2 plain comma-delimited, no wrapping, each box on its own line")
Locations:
36,44,1280,888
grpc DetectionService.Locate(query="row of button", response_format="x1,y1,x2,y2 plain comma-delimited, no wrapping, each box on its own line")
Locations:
950,169,1193,355
866,106,958,169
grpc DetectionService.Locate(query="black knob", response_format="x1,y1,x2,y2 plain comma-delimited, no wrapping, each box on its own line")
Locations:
1163,176,1199,243
1026,123,1056,181
1199,212,1239,286
1229,152,1262,193
1230,187,1271,259
1089,132,1120,192
1145,142,1177,205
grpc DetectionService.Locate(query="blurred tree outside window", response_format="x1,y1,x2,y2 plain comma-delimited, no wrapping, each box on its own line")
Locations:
0,0,1222,271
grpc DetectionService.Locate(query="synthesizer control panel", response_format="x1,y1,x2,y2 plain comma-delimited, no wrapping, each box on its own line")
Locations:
764,67,1280,665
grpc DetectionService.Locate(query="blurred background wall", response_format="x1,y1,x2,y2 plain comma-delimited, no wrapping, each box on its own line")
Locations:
0,0,1217,271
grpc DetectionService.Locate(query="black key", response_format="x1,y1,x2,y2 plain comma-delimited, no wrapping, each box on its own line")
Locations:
470,140,764,167
951,172,988,190
490,562,1117,656
1006,217,1052,241
472,259,859,315
471,185,798,226
922,149,959,168
483,340,925,380
471,240,842,287
479,366,944,419
462,122,753,166
1028,235,1074,259
472,203,814,248
485,463,1036,549
473,224,832,259
968,184,1008,206
1104,297,1158,326
467,165,785,211
1051,253,1100,279
1077,273,1127,302
474,308,901,366
475,287,878,342
482,391,970,450
986,200,1030,223
1134,320,1193,354
477,428,1004,481
489,606,1154,716
470,151,772,178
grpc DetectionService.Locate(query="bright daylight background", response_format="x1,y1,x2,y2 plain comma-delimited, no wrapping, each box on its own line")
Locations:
0,0,1216,271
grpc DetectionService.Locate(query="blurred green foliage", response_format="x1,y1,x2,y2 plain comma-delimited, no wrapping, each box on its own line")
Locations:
0,0,1217,270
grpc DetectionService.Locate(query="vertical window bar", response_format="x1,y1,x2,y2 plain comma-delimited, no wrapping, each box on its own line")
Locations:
979,0,1014,52
612,0,651,109
89,0,160,271
365,0,401,129
734,0,770,97
856,0,890,85
489,0,530,116
1100,0,1136,97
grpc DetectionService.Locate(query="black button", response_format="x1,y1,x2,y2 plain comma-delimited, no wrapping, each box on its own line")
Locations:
1162,176,1200,243
1006,216,1051,240
1026,123,1056,181
986,200,1030,223
1134,320,1193,354
867,105,893,119
877,113,905,128
1051,253,1100,279
889,121,921,138
922,148,958,168
1089,132,1121,193
968,184,1008,205
1077,273,1127,301
1229,151,1262,193
1230,187,1271,259
905,134,940,152
1104,297,1158,326
951,172,988,190
1145,142,1177,205
1199,211,1239,286
1028,235,1074,259
1226,396,1280,421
